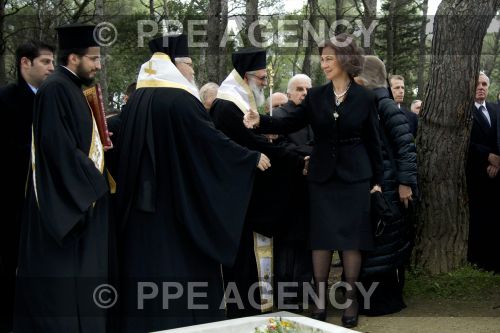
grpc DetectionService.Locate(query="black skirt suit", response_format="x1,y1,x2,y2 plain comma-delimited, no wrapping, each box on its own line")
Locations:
258,81,383,250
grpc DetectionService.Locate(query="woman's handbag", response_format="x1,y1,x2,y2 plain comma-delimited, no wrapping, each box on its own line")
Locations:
371,191,401,237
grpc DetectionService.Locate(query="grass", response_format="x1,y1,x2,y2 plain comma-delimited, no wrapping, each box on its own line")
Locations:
404,265,500,300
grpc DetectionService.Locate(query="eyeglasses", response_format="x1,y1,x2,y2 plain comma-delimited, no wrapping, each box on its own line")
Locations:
175,59,194,68
83,55,101,64
247,73,268,82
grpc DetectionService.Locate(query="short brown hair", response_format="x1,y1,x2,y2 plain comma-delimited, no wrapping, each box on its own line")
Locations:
319,33,364,77
389,74,405,84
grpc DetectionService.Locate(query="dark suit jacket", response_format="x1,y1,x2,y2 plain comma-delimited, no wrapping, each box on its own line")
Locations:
259,81,383,185
467,102,500,183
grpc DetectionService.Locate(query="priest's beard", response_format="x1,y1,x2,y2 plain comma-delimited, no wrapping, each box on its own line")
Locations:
248,80,265,107
188,78,198,90
76,63,97,86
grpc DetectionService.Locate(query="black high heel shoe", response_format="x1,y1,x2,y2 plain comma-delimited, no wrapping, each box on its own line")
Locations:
341,313,358,328
311,310,327,322
341,300,359,328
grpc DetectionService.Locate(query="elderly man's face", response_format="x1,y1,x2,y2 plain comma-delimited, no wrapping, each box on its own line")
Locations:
246,68,268,89
288,79,311,105
176,57,195,83
475,74,489,103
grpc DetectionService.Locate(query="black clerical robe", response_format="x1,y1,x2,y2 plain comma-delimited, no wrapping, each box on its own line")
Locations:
114,87,259,332
0,78,35,332
14,67,110,333
210,98,304,318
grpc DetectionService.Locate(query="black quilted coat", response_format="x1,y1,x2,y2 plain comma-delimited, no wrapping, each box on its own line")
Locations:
361,87,418,276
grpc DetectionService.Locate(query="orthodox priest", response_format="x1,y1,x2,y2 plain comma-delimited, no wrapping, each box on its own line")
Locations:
210,48,307,318
114,34,270,333
14,24,112,333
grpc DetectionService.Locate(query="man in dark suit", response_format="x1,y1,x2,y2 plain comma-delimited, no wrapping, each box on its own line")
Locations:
0,40,54,333
390,75,418,138
466,72,500,273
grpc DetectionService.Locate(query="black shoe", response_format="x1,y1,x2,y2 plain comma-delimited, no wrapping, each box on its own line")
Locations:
341,312,358,328
311,310,327,321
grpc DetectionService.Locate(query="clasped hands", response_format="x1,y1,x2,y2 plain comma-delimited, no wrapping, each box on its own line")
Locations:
487,153,500,178
245,109,309,174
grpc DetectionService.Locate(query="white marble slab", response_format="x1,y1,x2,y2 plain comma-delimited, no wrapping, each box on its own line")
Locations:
153,311,360,333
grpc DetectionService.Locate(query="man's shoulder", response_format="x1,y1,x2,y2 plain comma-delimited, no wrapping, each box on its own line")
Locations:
0,82,19,99
486,101,500,112
211,98,241,113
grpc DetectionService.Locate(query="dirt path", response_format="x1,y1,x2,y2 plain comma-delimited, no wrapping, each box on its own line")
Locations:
319,292,500,332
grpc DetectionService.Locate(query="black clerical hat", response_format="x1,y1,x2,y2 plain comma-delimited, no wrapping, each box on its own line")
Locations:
56,24,99,50
148,34,189,61
232,48,266,78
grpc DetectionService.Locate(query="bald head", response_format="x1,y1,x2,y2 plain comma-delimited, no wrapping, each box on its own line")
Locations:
265,92,288,114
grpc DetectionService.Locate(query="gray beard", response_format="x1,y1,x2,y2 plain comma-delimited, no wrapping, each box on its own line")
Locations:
249,80,265,107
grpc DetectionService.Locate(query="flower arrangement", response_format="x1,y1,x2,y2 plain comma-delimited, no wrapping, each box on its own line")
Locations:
254,317,297,333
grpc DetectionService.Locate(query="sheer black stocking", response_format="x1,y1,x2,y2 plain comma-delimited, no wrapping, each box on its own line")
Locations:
311,250,332,312
341,250,361,317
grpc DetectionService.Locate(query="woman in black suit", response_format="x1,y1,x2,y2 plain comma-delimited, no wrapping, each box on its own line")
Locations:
244,34,383,328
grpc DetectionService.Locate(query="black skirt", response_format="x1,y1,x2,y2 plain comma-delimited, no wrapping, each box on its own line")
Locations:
309,177,374,251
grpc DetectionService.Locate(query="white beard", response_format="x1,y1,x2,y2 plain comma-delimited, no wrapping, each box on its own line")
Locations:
189,79,198,90
249,79,265,107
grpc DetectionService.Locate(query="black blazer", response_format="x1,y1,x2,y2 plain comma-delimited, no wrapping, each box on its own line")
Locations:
467,102,499,180
259,81,383,185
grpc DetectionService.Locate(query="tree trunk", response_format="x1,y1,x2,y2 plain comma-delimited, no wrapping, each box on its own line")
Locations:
218,0,228,83
414,0,500,274
417,0,429,98
361,0,377,55
149,0,155,20
335,0,344,34
385,0,396,74
302,0,317,77
95,0,111,112
244,0,259,47
0,0,6,85
206,0,228,84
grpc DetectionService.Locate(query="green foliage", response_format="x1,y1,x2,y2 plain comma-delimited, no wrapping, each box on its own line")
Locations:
375,0,423,102
405,265,500,300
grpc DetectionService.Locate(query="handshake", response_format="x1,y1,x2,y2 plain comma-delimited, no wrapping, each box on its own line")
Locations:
257,154,310,176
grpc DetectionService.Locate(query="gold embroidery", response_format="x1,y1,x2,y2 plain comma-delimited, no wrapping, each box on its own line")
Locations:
89,112,105,174
145,60,157,76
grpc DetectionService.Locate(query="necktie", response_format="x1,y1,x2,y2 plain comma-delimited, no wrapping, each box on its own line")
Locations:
478,105,491,127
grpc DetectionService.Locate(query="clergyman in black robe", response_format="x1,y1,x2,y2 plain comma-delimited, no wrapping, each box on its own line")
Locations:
114,35,268,333
210,48,306,318
14,24,111,333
